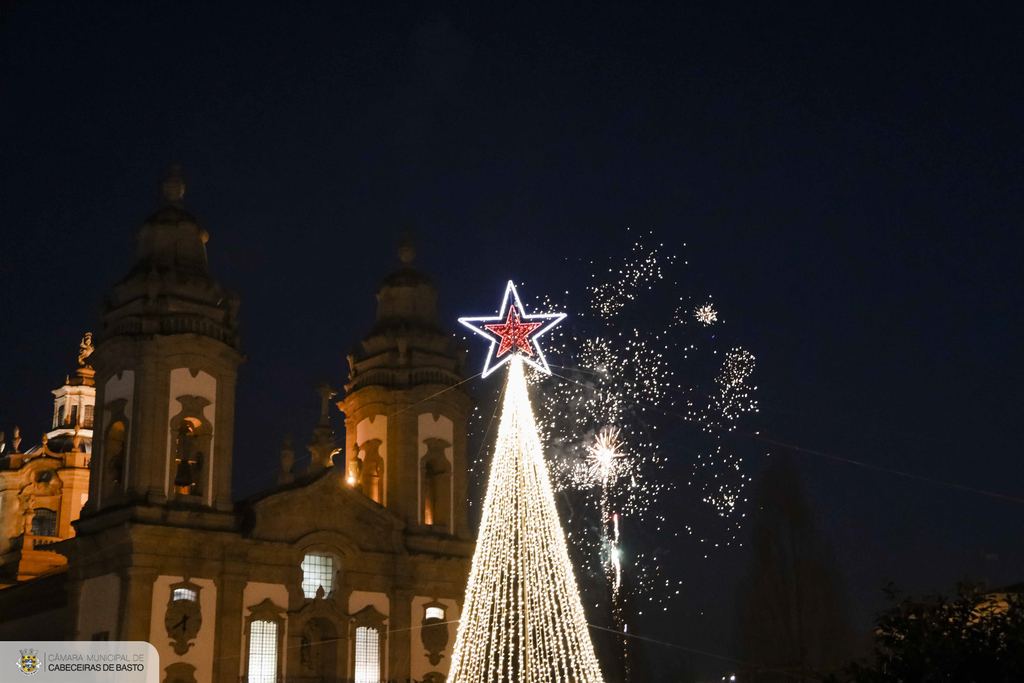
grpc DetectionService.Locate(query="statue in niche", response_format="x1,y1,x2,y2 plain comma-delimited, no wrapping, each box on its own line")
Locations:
169,396,211,497
103,399,129,491
173,420,203,495
421,438,451,528
299,632,313,670
359,438,384,503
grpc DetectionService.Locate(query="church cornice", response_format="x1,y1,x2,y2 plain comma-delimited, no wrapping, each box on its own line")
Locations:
345,366,465,394
99,311,240,349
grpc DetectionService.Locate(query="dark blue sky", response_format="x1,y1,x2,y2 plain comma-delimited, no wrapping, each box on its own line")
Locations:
2,1,1022,678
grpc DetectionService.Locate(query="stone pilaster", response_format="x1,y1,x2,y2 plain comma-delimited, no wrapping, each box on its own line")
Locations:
214,372,238,511
117,566,157,641
390,589,414,683
213,573,247,683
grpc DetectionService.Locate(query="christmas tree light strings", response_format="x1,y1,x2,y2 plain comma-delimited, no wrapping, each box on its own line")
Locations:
448,356,605,683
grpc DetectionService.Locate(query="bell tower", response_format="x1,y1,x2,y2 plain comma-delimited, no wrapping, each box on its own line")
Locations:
83,165,243,518
339,233,471,537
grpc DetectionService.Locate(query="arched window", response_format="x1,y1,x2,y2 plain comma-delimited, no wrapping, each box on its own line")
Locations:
300,553,334,598
247,620,278,683
84,405,94,428
70,404,79,427
31,508,57,537
354,626,380,683
244,599,285,683
57,406,65,427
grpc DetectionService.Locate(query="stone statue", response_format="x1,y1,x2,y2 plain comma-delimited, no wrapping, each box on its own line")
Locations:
78,333,94,367
278,434,295,485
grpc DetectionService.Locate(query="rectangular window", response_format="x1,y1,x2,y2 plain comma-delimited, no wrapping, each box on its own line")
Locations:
31,508,57,537
300,553,334,598
247,620,278,683
354,626,380,683
84,405,94,428
173,588,198,602
70,405,79,427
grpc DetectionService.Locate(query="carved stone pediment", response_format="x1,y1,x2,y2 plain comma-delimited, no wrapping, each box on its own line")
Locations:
292,593,348,626
248,469,403,552
351,603,387,630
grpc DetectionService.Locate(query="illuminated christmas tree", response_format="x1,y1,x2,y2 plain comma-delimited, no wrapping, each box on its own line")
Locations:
451,282,605,683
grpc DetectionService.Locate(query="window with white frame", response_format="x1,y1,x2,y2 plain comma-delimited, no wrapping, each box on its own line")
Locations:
172,588,198,602
300,553,334,598
354,626,380,683
247,620,278,683
425,606,444,621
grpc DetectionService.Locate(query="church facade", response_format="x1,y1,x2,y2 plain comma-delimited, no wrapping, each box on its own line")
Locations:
0,167,474,683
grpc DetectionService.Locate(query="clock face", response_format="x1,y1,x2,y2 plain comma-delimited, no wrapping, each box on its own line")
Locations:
165,598,202,654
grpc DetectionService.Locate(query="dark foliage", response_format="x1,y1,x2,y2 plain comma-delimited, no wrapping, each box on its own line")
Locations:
827,582,1024,682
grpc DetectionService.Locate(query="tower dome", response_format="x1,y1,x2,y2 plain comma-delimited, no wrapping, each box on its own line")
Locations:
99,164,240,349
372,230,441,334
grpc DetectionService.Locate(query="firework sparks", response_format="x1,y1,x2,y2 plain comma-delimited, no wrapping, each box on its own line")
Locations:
713,348,759,424
586,426,626,487
467,230,759,621
695,303,717,326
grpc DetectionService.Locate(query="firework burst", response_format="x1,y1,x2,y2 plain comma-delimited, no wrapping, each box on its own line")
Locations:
695,303,718,326
465,230,759,623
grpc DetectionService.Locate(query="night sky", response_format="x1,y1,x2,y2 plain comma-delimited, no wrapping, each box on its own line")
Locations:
2,2,1022,679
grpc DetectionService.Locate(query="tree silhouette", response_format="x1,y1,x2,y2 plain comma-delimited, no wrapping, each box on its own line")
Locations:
827,582,1024,682
738,452,854,681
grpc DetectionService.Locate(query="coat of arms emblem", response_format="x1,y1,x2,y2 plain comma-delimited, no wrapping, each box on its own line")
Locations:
17,649,40,676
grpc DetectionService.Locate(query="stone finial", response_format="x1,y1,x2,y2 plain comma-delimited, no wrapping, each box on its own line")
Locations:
12,427,21,453
0,431,5,453
78,332,94,367
315,382,336,427
398,229,416,265
309,384,337,474
278,433,295,485
72,425,82,452
161,163,186,205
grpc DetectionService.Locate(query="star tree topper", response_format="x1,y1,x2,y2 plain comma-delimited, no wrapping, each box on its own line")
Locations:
459,281,566,378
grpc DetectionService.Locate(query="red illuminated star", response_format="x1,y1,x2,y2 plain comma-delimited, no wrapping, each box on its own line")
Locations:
459,281,567,378
484,305,544,358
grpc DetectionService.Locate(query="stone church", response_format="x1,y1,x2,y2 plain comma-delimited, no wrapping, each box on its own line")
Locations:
0,167,475,683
